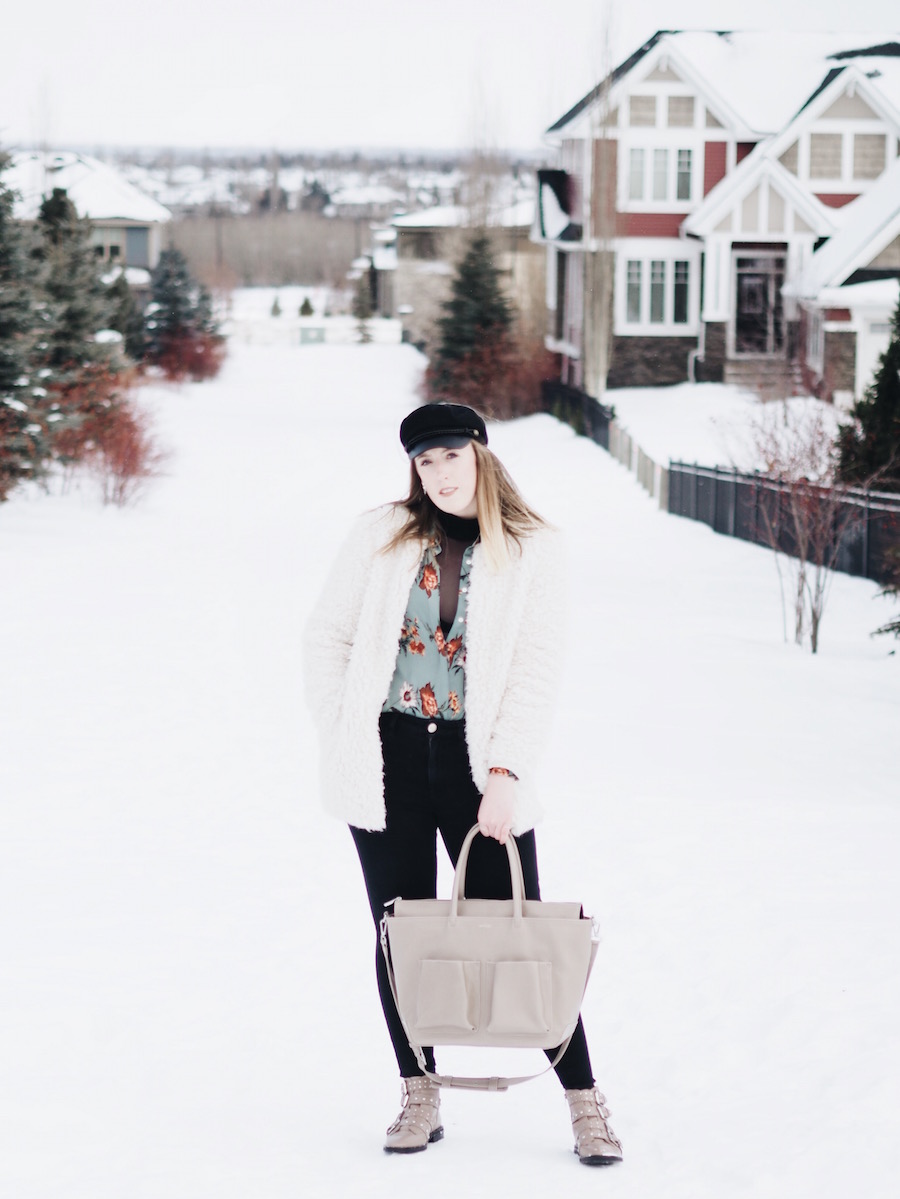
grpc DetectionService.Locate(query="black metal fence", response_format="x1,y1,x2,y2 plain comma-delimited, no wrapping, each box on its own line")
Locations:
540,381,614,451
668,463,900,585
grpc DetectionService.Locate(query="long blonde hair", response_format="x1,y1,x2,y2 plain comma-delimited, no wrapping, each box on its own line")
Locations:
382,440,545,571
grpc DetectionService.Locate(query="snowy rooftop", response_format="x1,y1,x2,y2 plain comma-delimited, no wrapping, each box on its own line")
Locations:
393,198,534,231
784,156,900,298
550,31,900,138
817,277,900,310
8,151,172,224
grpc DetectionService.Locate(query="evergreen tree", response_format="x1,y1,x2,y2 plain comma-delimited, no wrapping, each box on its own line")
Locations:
106,269,146,363
299,296,314,317
145,247,198,355
34,188,114,383
837,295,900,491
874,545,900,638
0,153,49,500
145,248,223,381
428,230,512,396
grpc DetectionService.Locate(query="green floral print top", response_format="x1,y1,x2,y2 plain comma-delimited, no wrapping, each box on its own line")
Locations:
382,537,475,720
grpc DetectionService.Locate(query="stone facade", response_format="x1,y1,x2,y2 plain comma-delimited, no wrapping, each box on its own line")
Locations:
696,322,726,382
823,329,856,401
607,335,697,388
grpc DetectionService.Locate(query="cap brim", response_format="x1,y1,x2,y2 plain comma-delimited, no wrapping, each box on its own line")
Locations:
408,434,474,459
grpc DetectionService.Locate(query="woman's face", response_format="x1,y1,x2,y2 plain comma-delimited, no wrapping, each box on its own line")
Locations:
414,442,478,519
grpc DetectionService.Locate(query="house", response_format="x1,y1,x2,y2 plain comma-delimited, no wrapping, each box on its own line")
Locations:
8,151,172,274
390,199,544,352
537,31,900,402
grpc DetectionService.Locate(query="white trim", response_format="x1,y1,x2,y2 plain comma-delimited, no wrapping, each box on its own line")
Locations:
614,238,701,335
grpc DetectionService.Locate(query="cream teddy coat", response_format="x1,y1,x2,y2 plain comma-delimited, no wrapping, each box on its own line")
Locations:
302,504,564,832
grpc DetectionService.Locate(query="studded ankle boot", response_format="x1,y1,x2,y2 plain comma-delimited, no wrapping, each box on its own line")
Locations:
565,1087,623,1166
384,1075,443,1154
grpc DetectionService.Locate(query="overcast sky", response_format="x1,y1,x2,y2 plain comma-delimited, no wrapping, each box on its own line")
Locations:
4,1,900,154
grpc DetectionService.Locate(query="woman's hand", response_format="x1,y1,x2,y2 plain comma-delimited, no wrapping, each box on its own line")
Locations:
477,773,517,844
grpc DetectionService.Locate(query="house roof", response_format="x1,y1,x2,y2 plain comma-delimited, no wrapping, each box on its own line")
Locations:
784,156,900,298
548,31,900,140
392,199,534,231
816,277,900,309
8,151,172,224
682,156,838,239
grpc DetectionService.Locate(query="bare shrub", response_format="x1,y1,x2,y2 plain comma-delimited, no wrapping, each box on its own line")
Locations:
750,402,862,653
155,331,226,382
87,399,168,506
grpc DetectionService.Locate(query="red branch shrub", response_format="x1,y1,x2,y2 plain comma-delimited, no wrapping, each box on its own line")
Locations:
154,331,226,382
423,335,558,421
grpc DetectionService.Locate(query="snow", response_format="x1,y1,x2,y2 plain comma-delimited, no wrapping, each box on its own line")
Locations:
558,31,900,140
818,277,900,310
606,383,845,473
1,335,899,1198
786,157,900,298
8,151,172,225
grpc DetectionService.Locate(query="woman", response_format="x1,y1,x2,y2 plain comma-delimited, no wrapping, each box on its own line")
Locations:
303,402,621,1165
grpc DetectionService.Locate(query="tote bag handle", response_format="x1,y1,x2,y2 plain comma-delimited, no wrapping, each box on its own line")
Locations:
450,824,526,924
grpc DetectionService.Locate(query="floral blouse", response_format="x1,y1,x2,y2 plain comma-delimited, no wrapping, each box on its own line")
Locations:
382,538,474,720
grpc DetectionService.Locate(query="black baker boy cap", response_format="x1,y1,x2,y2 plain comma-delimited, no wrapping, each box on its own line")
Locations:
399,403,488,459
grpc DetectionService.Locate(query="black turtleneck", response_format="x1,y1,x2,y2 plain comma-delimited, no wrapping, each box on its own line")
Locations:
434,512,479,637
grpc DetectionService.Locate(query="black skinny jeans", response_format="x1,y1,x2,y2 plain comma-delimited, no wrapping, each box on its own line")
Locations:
350,711,595,1089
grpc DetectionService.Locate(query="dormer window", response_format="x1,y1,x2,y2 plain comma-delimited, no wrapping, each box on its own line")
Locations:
667,96,695,127
853,133,886,179
629,96,657,127
809,133,842,180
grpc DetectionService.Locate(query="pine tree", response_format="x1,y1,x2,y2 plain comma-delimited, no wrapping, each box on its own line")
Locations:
837,295,900,491
299,296,314,317
0,153,49,500
428,230,512,397
145,247,197,354
34,188,114,382
145,248,224,380
106,269,146,363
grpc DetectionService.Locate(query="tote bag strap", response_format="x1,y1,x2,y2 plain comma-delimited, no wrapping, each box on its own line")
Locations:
379,915,600,1092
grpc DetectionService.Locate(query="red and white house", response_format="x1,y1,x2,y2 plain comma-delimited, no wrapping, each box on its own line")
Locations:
537,31,900,402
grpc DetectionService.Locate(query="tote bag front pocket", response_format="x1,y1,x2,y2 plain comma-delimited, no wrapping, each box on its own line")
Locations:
414,959,480,1033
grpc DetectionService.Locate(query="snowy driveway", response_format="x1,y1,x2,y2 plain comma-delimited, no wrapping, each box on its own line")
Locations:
1,342,898,1198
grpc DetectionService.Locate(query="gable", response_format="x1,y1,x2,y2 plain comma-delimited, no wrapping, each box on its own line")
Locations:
821,91,880,120
866,234,900,269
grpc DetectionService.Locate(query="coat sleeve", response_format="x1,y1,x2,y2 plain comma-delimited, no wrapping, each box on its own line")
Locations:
301,510,384,730
484,528,567,782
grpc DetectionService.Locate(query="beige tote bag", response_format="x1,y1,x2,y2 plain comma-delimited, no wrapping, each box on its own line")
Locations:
380,825,599,1090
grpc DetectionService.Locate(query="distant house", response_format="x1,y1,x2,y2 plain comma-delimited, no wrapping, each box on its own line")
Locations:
537,31,900,402
390,200,544,352
8,151,172,276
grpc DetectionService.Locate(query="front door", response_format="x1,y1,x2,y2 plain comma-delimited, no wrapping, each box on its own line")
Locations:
734,254,785,355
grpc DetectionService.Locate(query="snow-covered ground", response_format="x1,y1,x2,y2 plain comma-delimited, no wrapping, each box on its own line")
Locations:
609,382,846,473
1,340,898,1198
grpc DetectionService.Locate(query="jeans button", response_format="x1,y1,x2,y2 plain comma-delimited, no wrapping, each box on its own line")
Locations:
427,721,437,733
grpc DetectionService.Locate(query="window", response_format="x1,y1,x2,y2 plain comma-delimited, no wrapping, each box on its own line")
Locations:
625,147,693,203
809,133,842,179
676,150,692,200
629,96,656,126
667,96,695,127
853,133,886,179
623,258,692,328
674,261,689,323
626,261,642,323
629,149,644,200
652,150,668,200
649,261,665,323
